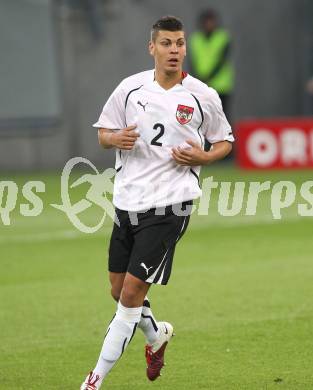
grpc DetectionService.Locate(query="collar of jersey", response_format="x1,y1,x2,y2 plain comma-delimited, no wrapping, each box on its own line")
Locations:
150,80,186,93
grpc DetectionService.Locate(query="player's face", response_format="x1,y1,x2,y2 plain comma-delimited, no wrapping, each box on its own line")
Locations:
149,30,186,74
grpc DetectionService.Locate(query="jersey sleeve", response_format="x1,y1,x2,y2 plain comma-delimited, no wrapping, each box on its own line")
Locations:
203,90,234,144
93,81,126,130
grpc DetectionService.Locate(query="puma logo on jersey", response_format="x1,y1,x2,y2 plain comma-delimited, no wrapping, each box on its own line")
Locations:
140,262,153,275
137,101,148,111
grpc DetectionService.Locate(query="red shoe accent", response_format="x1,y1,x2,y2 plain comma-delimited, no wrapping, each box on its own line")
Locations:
83,372,100,390
145,342,168,381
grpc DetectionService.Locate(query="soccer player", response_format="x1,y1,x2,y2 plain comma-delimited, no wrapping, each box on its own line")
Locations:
81,15,234,389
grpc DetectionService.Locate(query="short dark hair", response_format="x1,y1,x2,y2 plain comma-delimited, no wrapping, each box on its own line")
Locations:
151,16,184,41
198,9,219,27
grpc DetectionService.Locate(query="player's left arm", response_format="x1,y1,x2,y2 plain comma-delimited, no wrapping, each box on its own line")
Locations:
172,139,232,166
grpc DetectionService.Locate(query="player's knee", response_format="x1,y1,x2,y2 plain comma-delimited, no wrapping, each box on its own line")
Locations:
120,283,144,307
120,287,137,305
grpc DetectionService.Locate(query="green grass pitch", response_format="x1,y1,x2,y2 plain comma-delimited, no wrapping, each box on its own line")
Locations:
1,166,313,389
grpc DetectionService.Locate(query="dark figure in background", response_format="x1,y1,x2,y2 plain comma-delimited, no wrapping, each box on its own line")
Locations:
189,9,234,121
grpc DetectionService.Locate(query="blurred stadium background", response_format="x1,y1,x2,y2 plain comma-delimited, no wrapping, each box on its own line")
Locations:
1,1,313,389
1,0,313,169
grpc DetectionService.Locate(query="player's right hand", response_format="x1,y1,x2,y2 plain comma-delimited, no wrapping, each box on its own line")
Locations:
111,125,139,150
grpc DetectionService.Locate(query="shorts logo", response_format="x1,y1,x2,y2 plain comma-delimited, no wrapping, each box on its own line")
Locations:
176,104,194,125
140,262,154,275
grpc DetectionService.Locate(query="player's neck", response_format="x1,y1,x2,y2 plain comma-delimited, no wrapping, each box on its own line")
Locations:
154,70,182,90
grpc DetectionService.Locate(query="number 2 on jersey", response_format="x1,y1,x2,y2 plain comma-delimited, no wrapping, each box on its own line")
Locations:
151,123,164,146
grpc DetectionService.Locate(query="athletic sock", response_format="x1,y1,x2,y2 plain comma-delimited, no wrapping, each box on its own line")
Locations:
138,297,160,345
93,301,142,383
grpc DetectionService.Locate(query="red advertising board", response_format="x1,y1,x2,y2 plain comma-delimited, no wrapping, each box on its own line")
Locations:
236,118,313,169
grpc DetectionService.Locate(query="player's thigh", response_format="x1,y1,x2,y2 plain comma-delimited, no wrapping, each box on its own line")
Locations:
128,202,191,285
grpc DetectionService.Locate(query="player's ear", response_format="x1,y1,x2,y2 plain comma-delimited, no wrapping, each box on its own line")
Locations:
148,40,155,56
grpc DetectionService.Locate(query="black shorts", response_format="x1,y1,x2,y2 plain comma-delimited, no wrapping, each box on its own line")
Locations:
108,201,192,285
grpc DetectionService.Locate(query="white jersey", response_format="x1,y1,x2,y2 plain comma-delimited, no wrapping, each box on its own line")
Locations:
93,69,234,211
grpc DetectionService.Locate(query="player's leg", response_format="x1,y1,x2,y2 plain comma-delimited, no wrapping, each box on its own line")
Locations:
110,272,159,339
109,272,125,302
81,273,150,389
81,209,132,389
138,297,160,344
106,207,159,307
109,271,160,345
127,201,192,381
129,240,177,382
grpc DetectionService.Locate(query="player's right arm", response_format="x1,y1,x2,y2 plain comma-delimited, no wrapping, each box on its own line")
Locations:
98,126,139,150
94,78,141,150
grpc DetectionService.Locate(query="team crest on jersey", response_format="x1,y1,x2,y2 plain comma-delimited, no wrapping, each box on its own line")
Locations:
176,105,194,125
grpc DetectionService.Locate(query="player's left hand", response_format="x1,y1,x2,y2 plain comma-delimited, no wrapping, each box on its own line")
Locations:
171,140,209,166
